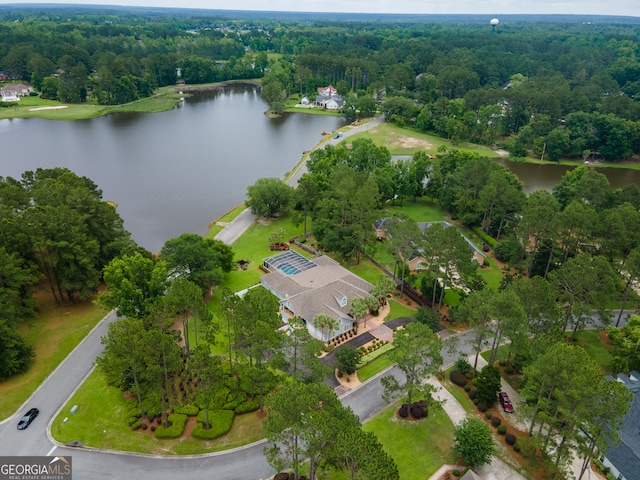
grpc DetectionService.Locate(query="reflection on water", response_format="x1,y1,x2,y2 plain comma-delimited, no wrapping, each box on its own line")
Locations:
496,158,640,193
0,84,345,251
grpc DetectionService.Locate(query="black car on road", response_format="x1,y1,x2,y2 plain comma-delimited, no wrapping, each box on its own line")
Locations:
17,408,39,430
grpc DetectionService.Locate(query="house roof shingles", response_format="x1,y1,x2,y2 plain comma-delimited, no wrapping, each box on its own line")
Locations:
261,252,373,323
604,372,640,480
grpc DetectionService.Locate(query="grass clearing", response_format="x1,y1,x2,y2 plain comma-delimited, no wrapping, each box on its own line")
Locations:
574,330,613,375
362,400,455,478
348,122,498,157
357,353,393,382
386,299,417,320
52,368,265,455
0,292,106,420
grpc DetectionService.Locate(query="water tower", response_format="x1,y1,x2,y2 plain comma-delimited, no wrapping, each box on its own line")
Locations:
490,18,499,34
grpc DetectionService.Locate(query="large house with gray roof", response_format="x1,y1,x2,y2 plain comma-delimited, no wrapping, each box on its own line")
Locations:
600,371,640,480
260,251,373,341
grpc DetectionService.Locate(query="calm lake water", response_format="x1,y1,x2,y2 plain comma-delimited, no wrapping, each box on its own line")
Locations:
495,158,640,194
0,84,345,251
1,85,638,251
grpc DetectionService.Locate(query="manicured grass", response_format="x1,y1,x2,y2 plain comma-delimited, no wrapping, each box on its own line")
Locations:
440,374,476,415
52,368,265,455
362,401,456,479
386,299,417,320
341,257,386,285
347,122,498,157
476,257,504,291
574,330,613,375
357,352,394,383
380,197,445,223
0,293,106,421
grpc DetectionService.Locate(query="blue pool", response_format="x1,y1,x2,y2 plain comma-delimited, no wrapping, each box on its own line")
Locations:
277,263,301,275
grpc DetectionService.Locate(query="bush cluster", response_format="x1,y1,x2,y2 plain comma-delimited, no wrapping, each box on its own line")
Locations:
399,400,428,419
450,370,467,387
192,409,235,440
173,404,199,416
155,413,188,439
235,398,260,414
274,474,308,480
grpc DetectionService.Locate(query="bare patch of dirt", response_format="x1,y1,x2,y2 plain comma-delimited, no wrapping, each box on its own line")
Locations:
391,136,434,150
598,330,613,349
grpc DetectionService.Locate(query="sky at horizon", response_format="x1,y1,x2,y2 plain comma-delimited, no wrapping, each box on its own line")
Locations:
0,0,638,18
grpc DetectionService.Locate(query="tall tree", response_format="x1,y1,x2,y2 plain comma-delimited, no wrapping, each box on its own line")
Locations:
454,417,496,468
548,253,617,340
98,254,168,320
246,178,294,218
187,345,224,430
160,233,233,293
381,322,443,407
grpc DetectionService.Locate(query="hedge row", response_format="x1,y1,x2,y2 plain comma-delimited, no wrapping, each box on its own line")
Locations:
155,413,188,439
192,410,235,440
235,399,260,414
174,404,200,416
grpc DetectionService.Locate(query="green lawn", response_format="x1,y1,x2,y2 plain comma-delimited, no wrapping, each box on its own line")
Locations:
357,353,394,383
0,295,106,421
362,401,456,478
52,368,264,455
574,330,613,375
347,121,498,157
386,299,417,320
380,197,446,222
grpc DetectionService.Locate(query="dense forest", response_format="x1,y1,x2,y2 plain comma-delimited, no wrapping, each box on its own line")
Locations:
2,8,640,158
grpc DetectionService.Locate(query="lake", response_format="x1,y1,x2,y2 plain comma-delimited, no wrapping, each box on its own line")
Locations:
0,84,345,252
2,86,639,251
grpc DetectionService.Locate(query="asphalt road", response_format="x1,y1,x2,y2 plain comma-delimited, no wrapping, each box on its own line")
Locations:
0,307,633,479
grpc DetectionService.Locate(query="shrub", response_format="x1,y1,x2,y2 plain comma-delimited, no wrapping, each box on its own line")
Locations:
498,360,507,367
468,389,477,400
454,357,471,373
127,416,139,426
477,403,488,413
192,409,235,439
131,421,141,430
155,413,188,439
173,404,199,416
471,378,477,386
505,433,517,445
485,411,492,419
491,416,501,427
465,372,473,379
504,366,514,374
336,345,359,375
464,384,471,392
398,405,409,418
450,370,467,387
513,443,521,452
497,425,507,435
235,399,260,414
453,470,460,476
141,423,147,430
224,391,247,411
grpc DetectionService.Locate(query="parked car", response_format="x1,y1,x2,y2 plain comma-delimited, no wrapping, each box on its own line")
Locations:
498,392,514,413
17,408,39,430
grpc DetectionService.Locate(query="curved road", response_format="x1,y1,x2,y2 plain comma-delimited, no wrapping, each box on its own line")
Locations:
0,116,387,479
